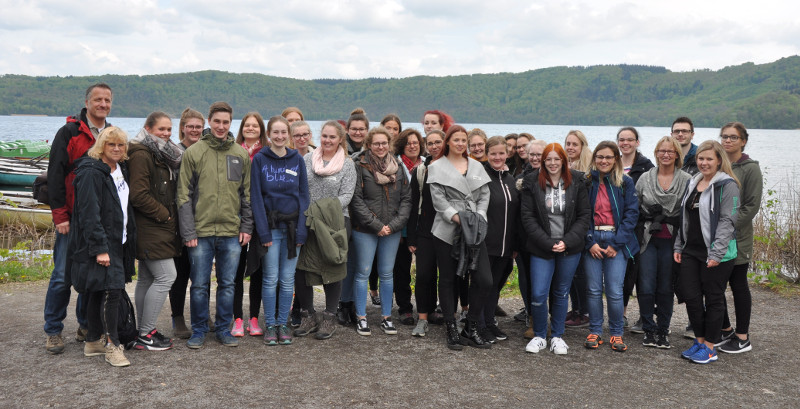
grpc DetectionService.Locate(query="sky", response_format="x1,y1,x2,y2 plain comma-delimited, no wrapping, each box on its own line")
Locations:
2,0,799,79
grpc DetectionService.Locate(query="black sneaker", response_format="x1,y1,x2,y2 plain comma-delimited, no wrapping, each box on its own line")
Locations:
478,326,497,344
714,328,736,347
642,331,657,347
380,318,397,335
133,329,173,351
718,336,752,354
290,309,302,328
356,318,371,336
513,308,528,322
486,323,508,341
399,312,415,326
656,332,671,349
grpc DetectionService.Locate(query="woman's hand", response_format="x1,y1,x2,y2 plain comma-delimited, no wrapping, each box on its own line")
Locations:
552,241,566,253
96,253,110,267
707,259,719,268
589,243,604,259
408,246,417,254
451,214,461,225
605,245,617,258
378,225,392,237
673,252,682,263
263,241,273,247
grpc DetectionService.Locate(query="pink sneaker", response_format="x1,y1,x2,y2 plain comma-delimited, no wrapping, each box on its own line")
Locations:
248,317,263,336
231,318,245,337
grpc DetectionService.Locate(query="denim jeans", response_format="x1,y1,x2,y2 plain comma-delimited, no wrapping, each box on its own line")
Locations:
188,236,241,336
44,231,88,335
584,230,628,336
261,228,298,326
530,252,582,338
637,237,675,333
351,230,401,318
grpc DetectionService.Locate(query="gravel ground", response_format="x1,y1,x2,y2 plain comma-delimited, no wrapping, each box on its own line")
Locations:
1,280,798,408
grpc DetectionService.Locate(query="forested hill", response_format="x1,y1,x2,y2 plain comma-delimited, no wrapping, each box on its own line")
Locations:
2,56,799,129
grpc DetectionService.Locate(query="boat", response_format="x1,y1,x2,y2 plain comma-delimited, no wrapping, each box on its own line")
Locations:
0,156,47,187
0,140,50,159
0,190,51,231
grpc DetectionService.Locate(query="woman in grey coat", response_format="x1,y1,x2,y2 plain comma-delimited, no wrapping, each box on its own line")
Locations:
427,125,493,350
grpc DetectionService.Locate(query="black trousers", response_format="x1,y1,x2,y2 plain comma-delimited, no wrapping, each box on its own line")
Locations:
721,263,752,334
414,235,439,315
295,270,343,315
169,249,191,318
516,252,531,314
393,239,414,315
622,253,640,308
87,289,121,345
233,244,263,320
483,255,513,326
435,237,491,322
678,253,735,344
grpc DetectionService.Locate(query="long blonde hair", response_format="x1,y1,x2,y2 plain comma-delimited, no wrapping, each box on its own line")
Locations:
566,130,592,172
696,140,740,187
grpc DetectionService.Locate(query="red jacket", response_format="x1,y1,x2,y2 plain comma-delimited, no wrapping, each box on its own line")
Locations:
47,109,105,225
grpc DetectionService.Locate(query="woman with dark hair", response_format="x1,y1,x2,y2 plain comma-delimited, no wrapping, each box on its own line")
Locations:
251,116,310,346
381,114,402,139
675,141,739,364
407,130,446,337
480,136,521,343
345,126,411,336
230,112,267,337
521,143,590,354
427,125,493,350
635,136,690,349
583,141,639,353
717,122,760,354
512,133,533,177
346,108,369,155
422,110,454,135
170,108,204,338
128,112,183,351
294,120,357,340
70,127,136,367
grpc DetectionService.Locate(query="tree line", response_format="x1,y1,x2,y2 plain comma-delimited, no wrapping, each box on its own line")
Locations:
1,56,799,129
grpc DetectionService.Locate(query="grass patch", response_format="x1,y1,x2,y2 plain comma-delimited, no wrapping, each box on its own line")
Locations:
0,240,52,283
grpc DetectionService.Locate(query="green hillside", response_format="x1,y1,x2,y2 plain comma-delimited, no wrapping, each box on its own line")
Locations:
1,56,799,129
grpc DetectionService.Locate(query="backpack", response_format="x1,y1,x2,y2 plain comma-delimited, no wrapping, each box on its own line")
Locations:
32,171,50,205
118,291,138,349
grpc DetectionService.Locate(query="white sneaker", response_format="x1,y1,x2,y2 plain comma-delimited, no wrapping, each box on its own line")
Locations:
525,336,547,353
550,337,569,355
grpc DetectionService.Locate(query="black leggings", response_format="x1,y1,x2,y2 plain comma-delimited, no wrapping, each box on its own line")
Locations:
483,255,513,326
622,254,640,308
721,263,751,334
678,253,735,344
435,238,491,322
233,244,263,320
516,252,530,314
87,289,121,346
294,270,342,315
393,240,414,314
414,235,439,315
169,250,191,318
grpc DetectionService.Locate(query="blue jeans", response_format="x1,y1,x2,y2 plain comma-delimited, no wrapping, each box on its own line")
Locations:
350,230,401,318
261,228,298,326
44,231,88,335
530,252,582,338
637,237,675,333
584,230,628,336
188,236,241,336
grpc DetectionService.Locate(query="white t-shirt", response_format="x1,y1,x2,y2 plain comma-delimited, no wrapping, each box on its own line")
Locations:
111,165,129,244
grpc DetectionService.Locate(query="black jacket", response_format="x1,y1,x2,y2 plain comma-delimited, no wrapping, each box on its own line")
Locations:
69,158,136,293
349,151,411,235
627,151,654,185
407,157,435,245
482,162,520,258
520,169,591,259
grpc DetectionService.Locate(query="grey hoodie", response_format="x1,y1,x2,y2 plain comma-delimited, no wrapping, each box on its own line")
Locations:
674,171,739,263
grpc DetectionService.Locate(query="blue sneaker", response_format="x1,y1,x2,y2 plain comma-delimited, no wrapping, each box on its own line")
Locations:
187,334,205,349
681,339,702,360
689,343,718,364
215,331,239,347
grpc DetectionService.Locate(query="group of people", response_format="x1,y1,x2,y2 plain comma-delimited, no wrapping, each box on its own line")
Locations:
43,83,760,367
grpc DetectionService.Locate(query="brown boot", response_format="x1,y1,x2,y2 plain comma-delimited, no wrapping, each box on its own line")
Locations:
315,312,337,340
524,316,534,340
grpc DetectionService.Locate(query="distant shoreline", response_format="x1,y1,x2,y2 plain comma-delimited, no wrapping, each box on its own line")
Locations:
9,114,48,117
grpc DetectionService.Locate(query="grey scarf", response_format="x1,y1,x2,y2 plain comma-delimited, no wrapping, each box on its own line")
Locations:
637,166,691,251
133,128,183,179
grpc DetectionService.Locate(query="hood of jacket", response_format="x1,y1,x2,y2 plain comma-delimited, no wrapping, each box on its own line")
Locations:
201,129,235,150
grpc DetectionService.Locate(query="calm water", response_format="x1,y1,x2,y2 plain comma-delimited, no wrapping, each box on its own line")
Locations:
3,115,798,187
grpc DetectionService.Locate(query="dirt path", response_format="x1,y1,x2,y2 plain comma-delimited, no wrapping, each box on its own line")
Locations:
1,281,798,408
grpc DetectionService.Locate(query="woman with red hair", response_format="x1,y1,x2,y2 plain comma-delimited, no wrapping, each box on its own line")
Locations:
422,110,454,135
520,143,591,355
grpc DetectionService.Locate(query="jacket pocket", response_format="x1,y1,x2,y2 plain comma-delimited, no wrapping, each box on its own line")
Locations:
227,155,243,181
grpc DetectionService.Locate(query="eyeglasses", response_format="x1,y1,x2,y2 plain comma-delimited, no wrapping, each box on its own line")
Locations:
671,129,692,135
595,155,615,161
528,153,542,158
292,132,311,139
407,141,420,147
349,127,367,133
371,141,389,147
516,145,527,150
720,134,741,141
184,125,203,130
426,140,443,147
656,150,676,157
469,143,484,149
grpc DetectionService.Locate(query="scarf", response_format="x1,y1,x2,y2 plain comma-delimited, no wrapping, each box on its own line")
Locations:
133,128,183,179
241,140,262,159
637,166,691,248
366,150,398,185
401,154,420,172
312,146,345,176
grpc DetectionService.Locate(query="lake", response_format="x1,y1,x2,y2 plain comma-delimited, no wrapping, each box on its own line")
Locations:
2,115,798,188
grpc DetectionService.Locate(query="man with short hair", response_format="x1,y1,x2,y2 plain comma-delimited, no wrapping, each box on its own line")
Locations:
671,117,698,175
177,101,253,349
44,83,113,354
